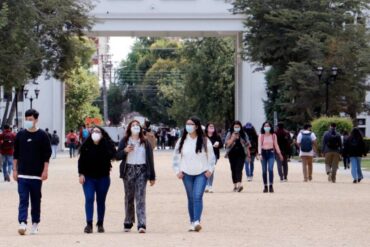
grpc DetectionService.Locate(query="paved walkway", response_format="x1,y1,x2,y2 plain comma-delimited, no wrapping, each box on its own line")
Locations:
0,150,369,247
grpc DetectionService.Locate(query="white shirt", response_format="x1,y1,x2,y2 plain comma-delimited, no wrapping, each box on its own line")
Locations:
126,138,146,165
297,130,317,157
172,135,216,175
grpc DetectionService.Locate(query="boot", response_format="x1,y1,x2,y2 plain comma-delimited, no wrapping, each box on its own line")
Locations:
263,185,268,193
269,185,274,193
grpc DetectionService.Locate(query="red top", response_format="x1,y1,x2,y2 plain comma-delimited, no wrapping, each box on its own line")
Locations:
0,130,16,155
66,133,79,145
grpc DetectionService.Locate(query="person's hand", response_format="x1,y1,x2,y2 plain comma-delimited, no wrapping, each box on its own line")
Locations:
204,171,212,178
257,154,262,160
177,172,184,179
124,145,134,153
149,180,155,186
13,170,18,181
278,154,284,161
246,156,251,163
41,170,48,181
232,132,239,140
213,141,220,148
79,175,85,185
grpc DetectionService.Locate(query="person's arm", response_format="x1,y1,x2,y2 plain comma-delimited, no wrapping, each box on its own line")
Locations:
206,139,216,174
116,139,128,161
147,141,156,186
225,132,235,147
258,134,262,156
172,139,183,178
42,132,52,181
13,133,20,181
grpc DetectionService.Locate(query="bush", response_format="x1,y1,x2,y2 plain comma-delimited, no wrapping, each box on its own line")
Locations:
311,116,353,151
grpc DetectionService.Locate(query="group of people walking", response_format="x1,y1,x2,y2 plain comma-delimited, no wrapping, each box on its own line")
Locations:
10,109,368,236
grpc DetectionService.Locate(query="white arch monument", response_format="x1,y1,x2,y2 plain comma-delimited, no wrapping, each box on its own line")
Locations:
90,0,267,128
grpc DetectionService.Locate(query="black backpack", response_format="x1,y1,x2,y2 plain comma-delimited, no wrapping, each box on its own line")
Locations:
327,132,340,149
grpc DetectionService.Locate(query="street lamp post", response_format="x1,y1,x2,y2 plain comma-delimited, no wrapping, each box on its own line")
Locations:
101,55,112,124
24,88,40,109
316,66,338,116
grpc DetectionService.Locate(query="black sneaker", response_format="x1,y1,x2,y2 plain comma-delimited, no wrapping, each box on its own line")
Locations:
124,223,133,232
237,186,243,192
263,186,268,193
353,180,358,184
84,224,93,234
97,224,105,233
269,185,274,193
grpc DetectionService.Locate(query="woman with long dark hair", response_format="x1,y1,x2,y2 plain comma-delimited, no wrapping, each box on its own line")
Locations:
78,126,117,233
173,116,215,232
258,122,283,193
225,121,250,192
343,128,366,183
244,123,258,182
116,120,156,233
204,123,223,193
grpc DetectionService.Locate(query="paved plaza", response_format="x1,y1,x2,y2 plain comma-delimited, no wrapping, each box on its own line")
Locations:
0,150,369,247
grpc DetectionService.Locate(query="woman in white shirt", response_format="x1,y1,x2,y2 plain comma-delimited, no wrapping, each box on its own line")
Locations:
173,117,215,232
116,120,156,234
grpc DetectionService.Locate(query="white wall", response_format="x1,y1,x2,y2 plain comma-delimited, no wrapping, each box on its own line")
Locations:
21,75,65,149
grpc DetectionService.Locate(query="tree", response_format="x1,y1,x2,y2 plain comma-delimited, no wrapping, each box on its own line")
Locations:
107,84,129,125
0,0,93,126
65,67,101,131
233,0,370,128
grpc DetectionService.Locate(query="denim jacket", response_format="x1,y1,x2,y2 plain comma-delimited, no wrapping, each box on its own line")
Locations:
116,139,156,181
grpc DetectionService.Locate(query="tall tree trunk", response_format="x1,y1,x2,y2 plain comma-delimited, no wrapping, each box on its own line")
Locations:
1,98,10,127
6,92,17,126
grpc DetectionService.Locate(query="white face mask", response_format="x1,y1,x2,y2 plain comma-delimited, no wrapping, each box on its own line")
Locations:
131,126,141,135
24,120,34,129
91,133,102,142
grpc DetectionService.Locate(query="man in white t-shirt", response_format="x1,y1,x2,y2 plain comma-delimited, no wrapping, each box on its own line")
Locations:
297,124,318,182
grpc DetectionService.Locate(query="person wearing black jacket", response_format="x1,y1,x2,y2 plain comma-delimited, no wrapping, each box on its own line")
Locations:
244,123,258,182
13,109,52,235
204,123,223,193
343,128,367,183
78,126,116,234
116,120,156,234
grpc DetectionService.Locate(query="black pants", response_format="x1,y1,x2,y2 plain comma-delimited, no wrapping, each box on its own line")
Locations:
276,155,288,180
229,155,246,183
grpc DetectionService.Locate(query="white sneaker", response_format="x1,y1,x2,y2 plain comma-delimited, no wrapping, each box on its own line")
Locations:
138,227,146,234
30,223,39,235
204,186,209,193
208,187,214,193
247,177,252,182
188,222,195,232
18,222,27,235
193,221,202,232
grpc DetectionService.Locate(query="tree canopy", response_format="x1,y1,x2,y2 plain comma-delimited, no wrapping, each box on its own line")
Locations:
233,0,370,128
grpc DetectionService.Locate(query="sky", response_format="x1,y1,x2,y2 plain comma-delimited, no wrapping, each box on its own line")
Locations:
109,37,136,68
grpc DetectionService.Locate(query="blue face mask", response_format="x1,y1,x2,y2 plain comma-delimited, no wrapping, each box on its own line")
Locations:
186,125,195,134
24,120,33,130
264,127,271,133
234,127,241,133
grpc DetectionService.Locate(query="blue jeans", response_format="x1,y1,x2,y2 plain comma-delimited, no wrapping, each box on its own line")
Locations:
51,145,58,159
69,143,76,158
82,176,111,224
261,150,275,185
2,155,13,179
183,173,207,223
350,157,363,181
18,178,42,224
206,160,218,187
245,155,255,177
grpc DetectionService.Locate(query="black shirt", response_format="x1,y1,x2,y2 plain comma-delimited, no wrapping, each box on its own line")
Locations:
78,139,116,178
207,135,223,160
14,129,52,177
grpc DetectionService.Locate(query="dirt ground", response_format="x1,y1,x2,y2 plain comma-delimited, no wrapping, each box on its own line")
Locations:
0,150,369,247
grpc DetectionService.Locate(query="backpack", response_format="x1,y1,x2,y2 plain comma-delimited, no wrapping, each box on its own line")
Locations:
2,132,14,150
82,129,89,139
276,130,292,155
327,132,340,149
51,134,59,145
300,132,313,152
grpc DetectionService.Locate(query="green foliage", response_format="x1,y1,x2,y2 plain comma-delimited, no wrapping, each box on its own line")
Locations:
107,84,129,125
0,0,93,88
117,37,235,127
65,67,101,131
311,116,353,150
233,0,370,129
